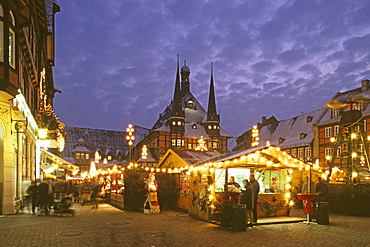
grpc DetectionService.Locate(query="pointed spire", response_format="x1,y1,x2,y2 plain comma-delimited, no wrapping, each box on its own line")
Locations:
207,62,218,121
171,55,183,117
181,59,190,95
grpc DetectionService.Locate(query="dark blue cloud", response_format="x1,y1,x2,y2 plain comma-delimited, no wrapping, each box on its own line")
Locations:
54,0,370,137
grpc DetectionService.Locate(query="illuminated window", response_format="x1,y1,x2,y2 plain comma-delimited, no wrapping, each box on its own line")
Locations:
212,141,218,149
337,147,341,157
107,155,112,161
9,11,15,68
192,124,197,129
325,127,331,138
177,121,181,126
171,138,183,147
76,153,80,159
298,148,304,159
305,147,311,158
325,148,332,158
291,149,297,157
213,125,217,129
187,100,194,109
334,125,339,136
353,102,363,111
172,121,176,125
208,126,211,129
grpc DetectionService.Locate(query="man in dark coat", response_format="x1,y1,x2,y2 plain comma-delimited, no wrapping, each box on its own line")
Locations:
250,174,260,222
315,177,329,202
239,180,254,227
38,179,53,215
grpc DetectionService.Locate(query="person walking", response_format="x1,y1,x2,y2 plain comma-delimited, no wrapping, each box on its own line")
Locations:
26,181,39,214
250,174,260,223
37,179,50,215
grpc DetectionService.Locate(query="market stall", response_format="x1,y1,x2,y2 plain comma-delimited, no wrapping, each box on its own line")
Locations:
188,145,310,221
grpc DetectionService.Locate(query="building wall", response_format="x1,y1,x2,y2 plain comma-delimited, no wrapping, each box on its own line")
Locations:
0,0,58,214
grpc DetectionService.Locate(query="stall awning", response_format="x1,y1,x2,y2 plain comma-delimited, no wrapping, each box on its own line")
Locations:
41,149,79,172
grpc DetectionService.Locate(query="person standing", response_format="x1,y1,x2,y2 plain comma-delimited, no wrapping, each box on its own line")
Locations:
250,174,260,222
26,181,39,214
315,177,329,202
239,180,254,227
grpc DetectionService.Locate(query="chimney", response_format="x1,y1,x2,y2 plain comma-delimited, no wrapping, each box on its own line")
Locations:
361,79,370,92
262,116,267,124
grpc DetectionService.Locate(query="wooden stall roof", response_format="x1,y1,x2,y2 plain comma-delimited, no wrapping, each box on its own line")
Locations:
193,145,309,170
42,149,80,172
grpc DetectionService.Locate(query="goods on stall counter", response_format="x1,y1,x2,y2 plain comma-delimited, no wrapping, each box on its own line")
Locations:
228,185,241,193
144,172,160,214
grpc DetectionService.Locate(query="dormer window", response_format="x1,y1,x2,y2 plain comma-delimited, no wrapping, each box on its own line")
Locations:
300,133,307,139
307,116,313,123
279,137,285,144
353,102,363,111
186,100,194,109
192,124,197,129
332,109,340,118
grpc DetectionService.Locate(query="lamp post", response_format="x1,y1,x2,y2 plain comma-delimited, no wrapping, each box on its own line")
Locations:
126,124,135,163
12,119,28,200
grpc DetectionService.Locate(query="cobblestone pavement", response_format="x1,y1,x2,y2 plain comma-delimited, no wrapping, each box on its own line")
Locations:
0,203,369,247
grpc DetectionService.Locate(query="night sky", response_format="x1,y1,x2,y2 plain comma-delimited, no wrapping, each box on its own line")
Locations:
53,0,370,139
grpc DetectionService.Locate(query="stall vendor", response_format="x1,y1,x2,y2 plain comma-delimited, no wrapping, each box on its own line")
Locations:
227,176,241,190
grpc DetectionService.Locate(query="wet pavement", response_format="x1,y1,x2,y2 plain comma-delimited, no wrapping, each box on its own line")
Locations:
0,202,369,247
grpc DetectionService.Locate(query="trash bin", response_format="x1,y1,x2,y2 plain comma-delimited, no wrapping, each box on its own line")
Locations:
316,202,329,225
232,204,246,231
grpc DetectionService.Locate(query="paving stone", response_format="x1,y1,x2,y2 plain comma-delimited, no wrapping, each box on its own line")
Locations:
0,203,369,247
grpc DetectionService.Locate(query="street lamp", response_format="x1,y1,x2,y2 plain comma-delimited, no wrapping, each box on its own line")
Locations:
126,124,135,163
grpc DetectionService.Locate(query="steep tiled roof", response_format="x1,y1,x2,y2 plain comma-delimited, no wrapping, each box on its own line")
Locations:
63,126,150,160
152,91,231,139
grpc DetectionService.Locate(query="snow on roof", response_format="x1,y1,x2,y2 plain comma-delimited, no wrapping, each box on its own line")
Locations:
318,86,370,125
137,148,157,162
170,148,220,165
264,108,325,148
72,146,90,153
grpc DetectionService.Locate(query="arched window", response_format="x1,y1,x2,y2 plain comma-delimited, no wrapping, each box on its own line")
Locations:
186,100,194,109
